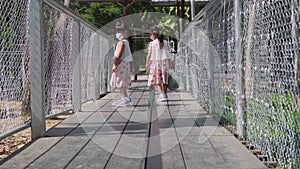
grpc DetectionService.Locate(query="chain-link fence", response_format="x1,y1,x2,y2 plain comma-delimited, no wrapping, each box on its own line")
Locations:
176,0,300,168
0,0,113,140
0,0,31,137
42,1,114,117
43,6,73,116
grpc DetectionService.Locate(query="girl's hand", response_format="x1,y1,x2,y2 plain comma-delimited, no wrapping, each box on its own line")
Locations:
112,64,117,73
145,62,149,69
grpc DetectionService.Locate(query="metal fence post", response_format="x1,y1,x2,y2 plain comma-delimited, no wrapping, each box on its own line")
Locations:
207,20,214,115
234,0,245,139
72,21,81,111
29,0,46,140
244,1,256,99
190,0,195,21
291,0,300,90
93,34,101,100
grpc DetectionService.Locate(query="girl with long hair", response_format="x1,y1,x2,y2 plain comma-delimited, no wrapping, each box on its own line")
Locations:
146,26,173,101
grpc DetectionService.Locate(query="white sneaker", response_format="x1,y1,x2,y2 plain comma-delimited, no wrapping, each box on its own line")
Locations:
116,98,133,107
157,94,168,102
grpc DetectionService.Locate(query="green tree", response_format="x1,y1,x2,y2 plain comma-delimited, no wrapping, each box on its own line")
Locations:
78,2,122,28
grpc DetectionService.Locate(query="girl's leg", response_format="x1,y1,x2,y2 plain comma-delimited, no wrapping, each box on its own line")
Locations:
163,84,168,94
157,84,168,101
157,84,167,94
114,87,132,106
157,84,163,93
120,87,128,98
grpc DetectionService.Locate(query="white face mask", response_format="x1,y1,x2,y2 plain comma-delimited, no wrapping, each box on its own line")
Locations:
116,33,124,41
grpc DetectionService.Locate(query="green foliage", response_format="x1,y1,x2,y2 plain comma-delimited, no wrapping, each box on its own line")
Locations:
77,2,192,38
223,94,236,125
245,92,300,169
78,2,122,28
1,26,17,51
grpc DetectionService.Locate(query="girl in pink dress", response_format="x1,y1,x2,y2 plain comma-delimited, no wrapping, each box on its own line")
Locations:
146,26,172,101
110,22,133,106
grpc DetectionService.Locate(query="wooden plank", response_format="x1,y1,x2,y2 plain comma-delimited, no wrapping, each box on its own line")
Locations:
65,139,111,169
0,137,61,169
104,82,148,168
209,135,267,169
145,92,186,169
26,135,90,169
180,136,227,169
1,82,269,169
45,98,112,137
64,109,130,168
167,91,203,137
167,91,225,169
67,82,148,169
24,90,127,168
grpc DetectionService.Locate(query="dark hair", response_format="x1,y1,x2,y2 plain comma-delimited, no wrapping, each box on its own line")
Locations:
150,26,164,49
116,22,125,32
116,21,129,38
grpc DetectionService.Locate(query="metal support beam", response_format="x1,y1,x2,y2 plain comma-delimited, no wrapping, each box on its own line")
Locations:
93,34,101,100
190,0,195,20
71,21,82,112
234,0,245,139
207,20,214,115
29,0,46,140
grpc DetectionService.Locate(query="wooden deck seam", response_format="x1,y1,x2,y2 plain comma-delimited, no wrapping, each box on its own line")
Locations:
166,97,188,169
103,81,148,169
63,109,116,169
28,92,113,168
144,86,155,169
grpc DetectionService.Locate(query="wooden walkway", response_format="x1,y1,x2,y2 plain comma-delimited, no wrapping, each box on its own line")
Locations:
0,80,267,169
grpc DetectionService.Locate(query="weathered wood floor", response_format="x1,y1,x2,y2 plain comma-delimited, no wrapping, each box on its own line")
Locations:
0,80,267,169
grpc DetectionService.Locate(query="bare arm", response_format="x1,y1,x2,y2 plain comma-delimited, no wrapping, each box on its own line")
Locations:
145,43,152,69
114,41,125,66
112,41,124,72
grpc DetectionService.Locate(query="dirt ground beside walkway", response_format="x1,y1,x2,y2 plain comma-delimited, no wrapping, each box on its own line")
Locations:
0,113,73,161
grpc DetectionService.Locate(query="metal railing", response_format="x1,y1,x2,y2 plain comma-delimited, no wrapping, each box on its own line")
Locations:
0,0,114,140
175,0,300,168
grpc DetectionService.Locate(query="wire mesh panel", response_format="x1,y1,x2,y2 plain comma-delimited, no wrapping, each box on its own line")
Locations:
80,25,94,102
176,0,300,168
43,2,113,114
207,1,237,128
0,0,30,135
178,23,210,111
98,36,114,94
80,30,113,101
43,4,73,117
242,0,300,168
0,0,118,141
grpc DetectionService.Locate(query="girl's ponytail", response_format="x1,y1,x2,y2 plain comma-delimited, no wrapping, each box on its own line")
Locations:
150,26,164,49
158,32,164,49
